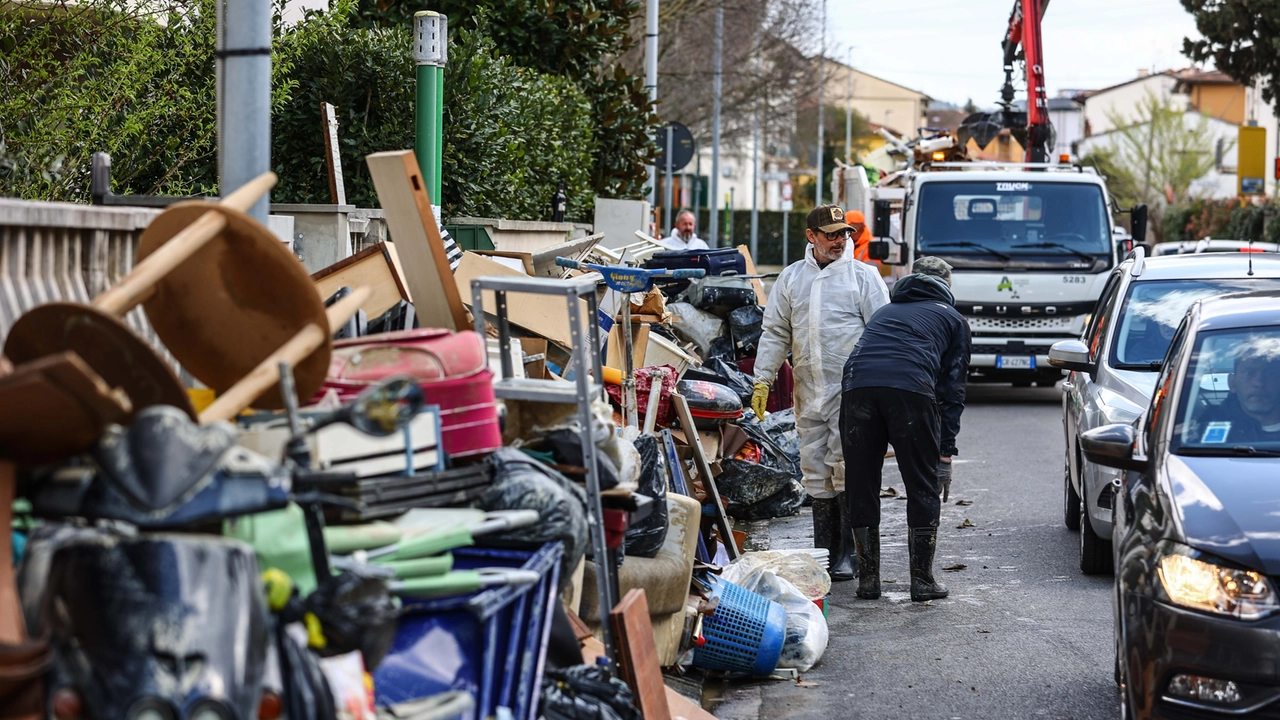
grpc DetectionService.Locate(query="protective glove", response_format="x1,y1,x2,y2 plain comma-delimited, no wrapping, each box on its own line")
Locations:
750,382,770,421
938,458,953,502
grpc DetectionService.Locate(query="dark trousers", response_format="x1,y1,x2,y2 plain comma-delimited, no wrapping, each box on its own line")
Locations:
840,386,942,529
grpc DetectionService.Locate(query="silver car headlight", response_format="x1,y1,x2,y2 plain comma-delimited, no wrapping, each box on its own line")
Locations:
1156,542,1279,620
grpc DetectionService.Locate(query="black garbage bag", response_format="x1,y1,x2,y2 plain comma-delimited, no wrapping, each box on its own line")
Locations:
275,618,338,720
303,570,399,670
728,304,764,354
544,429,620,491
715,458,805,520
739,410,802,484
707,357,755,406
623,435,667,558
541,664,641,720
705,335,737,366
477,448,589,584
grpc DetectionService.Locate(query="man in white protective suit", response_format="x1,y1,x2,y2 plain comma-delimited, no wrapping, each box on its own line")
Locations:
750,204,890,581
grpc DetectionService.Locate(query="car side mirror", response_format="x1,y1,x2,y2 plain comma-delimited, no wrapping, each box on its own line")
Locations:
1130,204,1148,245
1080,423,1148,472
872,200,892,239
868,240,891,261
1048,339,1095,374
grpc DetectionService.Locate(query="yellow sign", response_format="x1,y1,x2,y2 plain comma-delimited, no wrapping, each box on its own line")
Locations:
1238,125,1267,196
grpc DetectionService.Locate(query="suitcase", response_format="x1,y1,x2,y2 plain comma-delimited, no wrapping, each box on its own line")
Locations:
644,247,747,276
315,329,501,459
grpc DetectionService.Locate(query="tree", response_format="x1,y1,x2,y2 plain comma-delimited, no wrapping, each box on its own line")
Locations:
1080,90,1225,242
963,98,979,114
1181,0,1280,115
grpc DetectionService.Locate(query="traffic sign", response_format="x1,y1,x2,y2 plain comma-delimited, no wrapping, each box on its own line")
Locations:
761,171,790,182
781,180,793,211
655,122,695,172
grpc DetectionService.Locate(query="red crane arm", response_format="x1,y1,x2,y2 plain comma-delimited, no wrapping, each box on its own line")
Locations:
1003,0,1051,160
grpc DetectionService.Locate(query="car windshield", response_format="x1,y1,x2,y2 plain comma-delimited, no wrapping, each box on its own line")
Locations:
1111,279,1280,370
1174,327,1280,454
916,181,1110,259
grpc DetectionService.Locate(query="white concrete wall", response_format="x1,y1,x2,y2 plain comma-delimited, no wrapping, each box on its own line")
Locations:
1075,112,1241,200
1049,108,1084,158
1083,74,1179,136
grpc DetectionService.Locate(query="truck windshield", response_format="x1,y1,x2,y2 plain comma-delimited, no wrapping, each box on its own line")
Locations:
916,181,1111,262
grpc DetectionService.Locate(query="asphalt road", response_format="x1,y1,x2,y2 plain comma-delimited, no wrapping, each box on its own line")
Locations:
713,384,1120,720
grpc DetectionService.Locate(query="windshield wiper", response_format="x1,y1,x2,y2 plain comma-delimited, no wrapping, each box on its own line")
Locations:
1113,361,1164,371
1010,242,1097,262
927,242,1011,261
1178,446,1280,458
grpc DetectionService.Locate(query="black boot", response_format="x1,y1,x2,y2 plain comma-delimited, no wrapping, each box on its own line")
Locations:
828,492,855,582
908,527,948,601
852,527,880,599
812,498,850,581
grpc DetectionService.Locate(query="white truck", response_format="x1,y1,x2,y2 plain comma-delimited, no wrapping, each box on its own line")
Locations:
847,161,1147,385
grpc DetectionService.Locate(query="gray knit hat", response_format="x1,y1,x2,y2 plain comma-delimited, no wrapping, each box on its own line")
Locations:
913,256,953,286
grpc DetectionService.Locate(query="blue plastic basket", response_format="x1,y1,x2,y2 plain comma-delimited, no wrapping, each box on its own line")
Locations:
372,542,563,720
692,576,787,676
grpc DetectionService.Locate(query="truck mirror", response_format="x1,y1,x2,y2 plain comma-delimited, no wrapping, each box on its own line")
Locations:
872,200,892,238
1131,204,1148,246
868,240,891,261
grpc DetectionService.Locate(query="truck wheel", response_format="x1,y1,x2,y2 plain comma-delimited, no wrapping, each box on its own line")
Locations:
1080,493,1114,574
1063,449,1081,531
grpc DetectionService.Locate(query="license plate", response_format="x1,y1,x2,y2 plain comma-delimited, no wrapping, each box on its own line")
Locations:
997,355,1035,370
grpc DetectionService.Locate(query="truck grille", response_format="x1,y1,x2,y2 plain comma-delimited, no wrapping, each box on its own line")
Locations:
968,315,1078,333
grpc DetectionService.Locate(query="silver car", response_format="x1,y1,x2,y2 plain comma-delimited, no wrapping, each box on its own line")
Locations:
1048,249,1280,574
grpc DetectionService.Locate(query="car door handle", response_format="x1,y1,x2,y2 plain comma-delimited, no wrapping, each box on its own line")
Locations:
1062,381,1074,391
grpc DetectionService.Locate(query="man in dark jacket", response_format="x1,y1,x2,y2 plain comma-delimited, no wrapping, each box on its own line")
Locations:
840,256,970,602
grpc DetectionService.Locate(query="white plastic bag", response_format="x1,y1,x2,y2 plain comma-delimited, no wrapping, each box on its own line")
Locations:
722,550,831,601
722,562,829,671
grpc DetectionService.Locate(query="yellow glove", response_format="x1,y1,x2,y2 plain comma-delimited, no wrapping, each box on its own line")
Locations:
750,382,770,421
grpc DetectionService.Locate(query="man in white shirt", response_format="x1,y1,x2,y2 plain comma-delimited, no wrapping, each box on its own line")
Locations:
659,209,709,251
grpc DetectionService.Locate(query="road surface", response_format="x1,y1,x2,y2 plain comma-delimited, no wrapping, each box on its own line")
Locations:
711,384,1119,720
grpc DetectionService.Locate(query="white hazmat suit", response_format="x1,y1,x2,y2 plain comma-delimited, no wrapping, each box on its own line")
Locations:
753,243,889,498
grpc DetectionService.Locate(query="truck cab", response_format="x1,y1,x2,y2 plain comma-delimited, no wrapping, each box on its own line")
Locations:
869,163,1125,385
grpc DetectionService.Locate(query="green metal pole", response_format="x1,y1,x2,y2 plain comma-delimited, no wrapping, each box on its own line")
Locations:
413,11,446,211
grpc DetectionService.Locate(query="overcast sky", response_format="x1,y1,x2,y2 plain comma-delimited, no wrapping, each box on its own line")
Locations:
826,0,1202,107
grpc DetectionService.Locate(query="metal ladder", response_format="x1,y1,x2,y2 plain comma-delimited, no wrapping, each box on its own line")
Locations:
469,274,618,662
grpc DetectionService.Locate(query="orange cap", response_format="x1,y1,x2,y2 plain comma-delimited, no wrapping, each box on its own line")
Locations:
845,210,866,224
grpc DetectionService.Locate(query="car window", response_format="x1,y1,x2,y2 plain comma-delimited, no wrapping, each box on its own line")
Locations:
1146,319,1189,446
1110,278,1280,370
1086,276,1122,363
1174,327,1280,453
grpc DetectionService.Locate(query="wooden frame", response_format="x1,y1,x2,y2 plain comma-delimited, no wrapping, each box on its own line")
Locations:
311,242,410,318
672,393,741,561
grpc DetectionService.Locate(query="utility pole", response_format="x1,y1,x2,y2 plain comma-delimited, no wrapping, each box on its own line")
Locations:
413,12,446,227
645,0,659,210
711,2,723,247
663,126,674,233
845,47,853,163
750,43,761,258
816,0,826,207
217,0,271,222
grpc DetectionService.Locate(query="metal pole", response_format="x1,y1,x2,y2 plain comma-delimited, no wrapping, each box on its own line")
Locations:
816,0,826,207
694,150,702,236
728,187,735,244
750,49,761,258
646,0,659,206
782,210,790,266
217,0,271,222
414,12,447,223
663,126,674,233
846,47,853,163
711,2,723,248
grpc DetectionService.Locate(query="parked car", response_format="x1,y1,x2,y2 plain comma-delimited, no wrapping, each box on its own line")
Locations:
1049,249,1280,574
1077,290,1280,719
1152,238,1280,256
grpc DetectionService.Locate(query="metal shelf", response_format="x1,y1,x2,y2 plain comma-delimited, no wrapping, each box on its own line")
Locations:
493,378,601,404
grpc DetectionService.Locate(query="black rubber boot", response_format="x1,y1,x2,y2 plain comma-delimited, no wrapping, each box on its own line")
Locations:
812,497,841,578
908,527,949,601
852,527,880,599
828,492,855,582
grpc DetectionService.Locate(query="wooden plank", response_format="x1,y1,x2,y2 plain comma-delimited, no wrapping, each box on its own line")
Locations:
0,461,23,643
365,150,468,331
311,242,409,318
453,252,590,348
736,245,768,306
321,102,346,206
610,589,672,720
471,249,536,275
665,685,719,720
672,393,740,561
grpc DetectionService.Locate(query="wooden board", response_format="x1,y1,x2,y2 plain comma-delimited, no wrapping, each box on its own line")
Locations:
365,150,468,331
0,352,131,465
581,634,717,720
321,102,347,205
453,252,591,348
672,393,741,561
736,245,768,306
312,242,409,318
471,249,536,275
610,589,671,720
0,461,23,643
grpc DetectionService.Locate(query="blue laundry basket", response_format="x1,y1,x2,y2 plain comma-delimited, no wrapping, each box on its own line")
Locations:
692,576,787,676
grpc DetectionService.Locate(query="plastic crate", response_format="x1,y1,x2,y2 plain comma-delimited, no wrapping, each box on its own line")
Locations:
692,576,786,676
373,543,563,720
